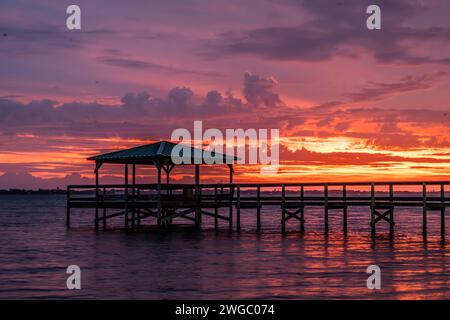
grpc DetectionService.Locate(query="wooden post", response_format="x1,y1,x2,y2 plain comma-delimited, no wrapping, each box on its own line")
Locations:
166,165,170,185
300,185,304,232
229,186,233,230
162,163,174,197
422,182,427,238
214,187,218,229
389,184,394,235
131,164,136,230
95,166,99,231
228,164,233,229
66,186,71,227
194,164,200,227
257,186,261,231
441,183,445,238
198,186,203,226
236,185,241,230
324,184,329,233
281,184,286,233
194,163,199,184
157,163,162,226
229,205,233,229
343,184,347,234
102,187,106,229
137,188,141,229
124,164,129,230
371,183,375,235
389,208,395,236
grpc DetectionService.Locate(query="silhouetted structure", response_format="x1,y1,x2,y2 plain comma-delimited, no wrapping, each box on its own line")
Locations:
67,141,450,239
68,141,236,230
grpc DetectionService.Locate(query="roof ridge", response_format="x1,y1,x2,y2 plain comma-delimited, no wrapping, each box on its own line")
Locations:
87,140,238,162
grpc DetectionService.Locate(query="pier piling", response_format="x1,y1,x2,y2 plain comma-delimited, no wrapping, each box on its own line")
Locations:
95,167,99,231
324,184,329,233
124,164,129,230
66,186,70,227
300,186,305,232
281,184,286,233
257,186,261,231
237,186,241,230
441,184,445,238
214,187,218,229
343,184,347,234
423,183,427,238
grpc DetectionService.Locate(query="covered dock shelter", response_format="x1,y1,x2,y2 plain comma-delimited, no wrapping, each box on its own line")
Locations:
67,141,238,230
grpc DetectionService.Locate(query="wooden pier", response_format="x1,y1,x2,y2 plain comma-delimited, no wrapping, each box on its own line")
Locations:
67,181,450,238
67,140,449,238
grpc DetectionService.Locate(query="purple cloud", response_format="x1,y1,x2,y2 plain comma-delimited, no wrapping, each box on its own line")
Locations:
207,0,450,65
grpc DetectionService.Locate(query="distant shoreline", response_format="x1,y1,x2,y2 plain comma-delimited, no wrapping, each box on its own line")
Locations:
0,189,443,195
0,189,66,195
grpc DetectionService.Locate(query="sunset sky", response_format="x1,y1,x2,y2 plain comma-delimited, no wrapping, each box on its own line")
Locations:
1,0,450,188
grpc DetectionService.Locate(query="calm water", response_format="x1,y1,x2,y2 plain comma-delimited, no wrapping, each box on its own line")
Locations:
0,194,449,299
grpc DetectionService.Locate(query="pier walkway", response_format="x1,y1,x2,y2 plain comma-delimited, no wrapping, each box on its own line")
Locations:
67,181,450,238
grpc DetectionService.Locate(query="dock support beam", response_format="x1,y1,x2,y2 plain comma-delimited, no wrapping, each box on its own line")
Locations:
441,184,445,239
66,186,70,227
369,183,396,236
422,183,427,238
370,183,375,235
94,163,100,231
229,206,233,230
281,185,286,233
324,184,329,233
194,164,200,227
228,164,234,230
257,186,261,231
236,185,241,230
228,164,233,184
343,184,347,234
280,185,305,233
131,164,136,230
124,164,129,230
389,184,394,235
390,208,394,236
137,188,141,229
300,186,305,232
214,187,218,229
102,187,107,229
157,163,162,226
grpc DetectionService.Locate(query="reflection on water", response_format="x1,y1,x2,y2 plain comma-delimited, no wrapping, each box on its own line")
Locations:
0,195,449,299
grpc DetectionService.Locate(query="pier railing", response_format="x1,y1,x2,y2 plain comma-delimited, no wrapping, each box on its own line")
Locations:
67,181,450,206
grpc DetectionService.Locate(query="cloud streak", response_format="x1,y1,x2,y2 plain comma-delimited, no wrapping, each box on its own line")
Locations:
206,0,450,65
99,56,224,78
